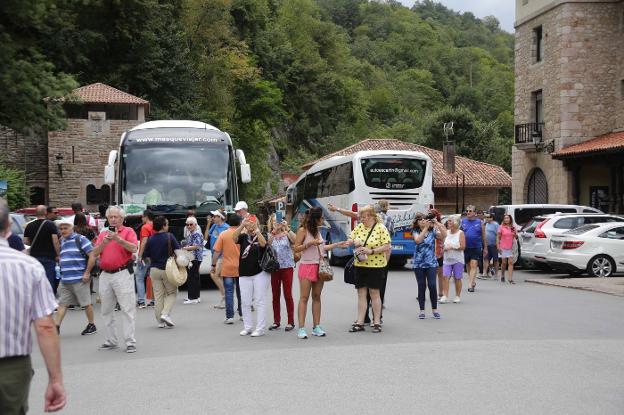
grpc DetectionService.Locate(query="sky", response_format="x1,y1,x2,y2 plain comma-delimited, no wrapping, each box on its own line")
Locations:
399,0,516,33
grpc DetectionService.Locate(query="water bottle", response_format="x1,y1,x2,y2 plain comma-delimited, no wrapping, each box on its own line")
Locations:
55,265,61,280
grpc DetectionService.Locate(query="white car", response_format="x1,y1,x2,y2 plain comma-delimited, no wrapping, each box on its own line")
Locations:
520,213,624,268
546,223,624,277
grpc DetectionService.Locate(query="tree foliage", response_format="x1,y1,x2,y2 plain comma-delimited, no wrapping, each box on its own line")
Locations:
0,0,514,201
0,161,30,210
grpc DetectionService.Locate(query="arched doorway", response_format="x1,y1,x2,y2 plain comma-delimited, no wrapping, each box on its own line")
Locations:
526,168,548,203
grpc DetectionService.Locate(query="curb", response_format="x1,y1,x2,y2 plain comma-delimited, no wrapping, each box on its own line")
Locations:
525,278,624,297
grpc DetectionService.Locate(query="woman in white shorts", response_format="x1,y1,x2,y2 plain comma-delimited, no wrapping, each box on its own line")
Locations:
497,214,519,284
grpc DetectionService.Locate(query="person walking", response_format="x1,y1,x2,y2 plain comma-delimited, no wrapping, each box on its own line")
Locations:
268,217,296,331
23,205,61,294
497,214,520,284
294,206,344,339
232,215,269,337
74,213,96,243
54,219,97,336
412,212,447,319
441,215,465,304
0,198,66,413
91,206,139,353
182,216,204,304
70,202,97,229
135,209,155,308
461,205,487,292
213,214,243,324
483,213,500,280
142,216,180,328
205,210,229,308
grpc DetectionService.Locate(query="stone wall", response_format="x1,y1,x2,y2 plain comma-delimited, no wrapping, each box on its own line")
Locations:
0,125,48,201
48,118,142,209
513,1,624,204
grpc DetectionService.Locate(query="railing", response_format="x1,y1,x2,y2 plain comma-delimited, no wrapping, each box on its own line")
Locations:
515,122,544,144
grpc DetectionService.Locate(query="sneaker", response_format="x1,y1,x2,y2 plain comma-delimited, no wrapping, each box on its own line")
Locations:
157,322,166,328
214,298,226,309
147,301,155,307
224,318,234,324
98,342,118,351
269,323,280,331
250,330,265,337
126,345,137,353
239,315,244,321
476,274,488,280
160,314,175,327
137,302,146,309
297,328,308,339
183,299,199,305
312,325,326,337
68,305,77,310
240,329,252,336
81,323,97,335
439,296,448,304
453,296,461,304
418,312,426,319
501,276,505,283
433,312,441,319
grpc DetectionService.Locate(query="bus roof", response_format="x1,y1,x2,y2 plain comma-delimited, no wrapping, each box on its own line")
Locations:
130,120,221,131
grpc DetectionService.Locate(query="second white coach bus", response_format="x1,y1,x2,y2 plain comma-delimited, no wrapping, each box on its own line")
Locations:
287,150,434,266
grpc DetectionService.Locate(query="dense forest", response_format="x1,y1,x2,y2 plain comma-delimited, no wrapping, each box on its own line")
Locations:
0,0,514,201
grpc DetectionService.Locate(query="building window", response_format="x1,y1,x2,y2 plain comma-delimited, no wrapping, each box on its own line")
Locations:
531,90,543,124
30,187,45,205
526,168,548,204
533,25,543,63
86,184,111,205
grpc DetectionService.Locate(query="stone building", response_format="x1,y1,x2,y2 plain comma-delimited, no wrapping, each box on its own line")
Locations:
513,0,624,213
1,83,149,209
300,139,511,214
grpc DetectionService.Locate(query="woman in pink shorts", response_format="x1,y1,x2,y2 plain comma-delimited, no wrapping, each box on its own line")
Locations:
442,215,466,304
294,207,344,340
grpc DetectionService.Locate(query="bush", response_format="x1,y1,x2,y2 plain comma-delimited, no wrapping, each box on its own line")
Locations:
0,163,30,210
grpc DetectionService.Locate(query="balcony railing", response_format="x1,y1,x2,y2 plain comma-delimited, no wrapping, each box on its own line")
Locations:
515,122,544,145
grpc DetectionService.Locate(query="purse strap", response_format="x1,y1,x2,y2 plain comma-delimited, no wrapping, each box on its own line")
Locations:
361,223,377,249
316,243,325,264
167,233,174,258
30,219,48,249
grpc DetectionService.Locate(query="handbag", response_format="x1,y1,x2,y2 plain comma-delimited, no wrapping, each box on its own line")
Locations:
165,234,188,287
260,245,280,273
317,245,333,282
343,223,377,285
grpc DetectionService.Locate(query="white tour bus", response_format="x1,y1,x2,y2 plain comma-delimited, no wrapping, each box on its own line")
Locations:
287,150,434,266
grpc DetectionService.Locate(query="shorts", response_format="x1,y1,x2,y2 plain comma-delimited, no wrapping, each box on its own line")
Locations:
298,264,319,282
443,263,464,279
58,281,92,307
500,249,513,259
437,257,443,267
464,247,482,262
354,266,386,289
485,245,499,261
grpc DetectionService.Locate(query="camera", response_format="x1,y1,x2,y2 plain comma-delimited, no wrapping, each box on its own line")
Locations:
109,226,116,233
425,212,436,221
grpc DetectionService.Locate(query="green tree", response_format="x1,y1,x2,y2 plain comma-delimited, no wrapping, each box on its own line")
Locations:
0,162,30,210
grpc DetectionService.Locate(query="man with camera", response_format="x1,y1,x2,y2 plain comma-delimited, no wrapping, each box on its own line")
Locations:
90,206,139,353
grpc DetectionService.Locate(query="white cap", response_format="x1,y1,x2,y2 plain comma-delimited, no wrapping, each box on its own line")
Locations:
210,210,225,219
234,201,248,211
56,218,74,227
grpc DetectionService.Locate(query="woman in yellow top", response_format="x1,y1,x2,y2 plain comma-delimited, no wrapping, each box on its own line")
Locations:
345,205,391,333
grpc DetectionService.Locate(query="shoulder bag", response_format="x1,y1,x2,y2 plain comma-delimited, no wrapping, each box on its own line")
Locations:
343,223,377,285
260,244,280,273
165,234,188,287
317,244,333,282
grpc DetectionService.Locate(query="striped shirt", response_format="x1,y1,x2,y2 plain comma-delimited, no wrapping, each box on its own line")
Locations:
59,232,93,283
0,237,57,358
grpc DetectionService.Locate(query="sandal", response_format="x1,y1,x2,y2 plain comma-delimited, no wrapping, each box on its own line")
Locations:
284,324,295,332
372,324,382,333
268,323,280,331
349,323,365,333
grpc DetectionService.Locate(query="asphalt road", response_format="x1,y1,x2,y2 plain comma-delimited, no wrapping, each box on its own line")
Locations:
28,267,624,414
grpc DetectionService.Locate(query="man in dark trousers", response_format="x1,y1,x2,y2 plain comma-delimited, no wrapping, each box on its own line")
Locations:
24,205,61,294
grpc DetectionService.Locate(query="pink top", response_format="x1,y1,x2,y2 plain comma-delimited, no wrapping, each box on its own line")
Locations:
498,225,516,250
96,226,138,271
300,231,326,264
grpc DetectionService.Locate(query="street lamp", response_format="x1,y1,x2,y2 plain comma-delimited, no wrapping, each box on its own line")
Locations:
55,153,64,177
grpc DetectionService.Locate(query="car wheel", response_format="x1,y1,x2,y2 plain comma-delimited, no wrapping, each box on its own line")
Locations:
587,255,615,278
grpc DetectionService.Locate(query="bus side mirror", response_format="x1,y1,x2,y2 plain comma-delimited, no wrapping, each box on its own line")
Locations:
236,149,252,183
104,150,118,185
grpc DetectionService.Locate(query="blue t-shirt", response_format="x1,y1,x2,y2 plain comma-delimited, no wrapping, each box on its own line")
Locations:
412,230,438,269
485,222,500,246
143,232,180,270
59,233,93,283
461,218,483,249
208,223,229,252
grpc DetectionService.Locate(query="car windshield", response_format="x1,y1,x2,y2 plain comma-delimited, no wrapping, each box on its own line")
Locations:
565,225,599,235
121,143,231,213
360,157,427,190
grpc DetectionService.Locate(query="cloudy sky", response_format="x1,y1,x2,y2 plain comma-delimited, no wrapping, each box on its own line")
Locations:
400,0,516,32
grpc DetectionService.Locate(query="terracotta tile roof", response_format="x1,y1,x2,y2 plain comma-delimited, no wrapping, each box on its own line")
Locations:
70,83,149,105
302,139,511,188
552,130,624,158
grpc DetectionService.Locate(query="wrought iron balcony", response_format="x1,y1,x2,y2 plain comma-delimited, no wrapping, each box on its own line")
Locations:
515,122,544,145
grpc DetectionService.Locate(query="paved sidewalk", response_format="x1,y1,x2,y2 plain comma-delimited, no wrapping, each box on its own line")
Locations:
526,276,624,297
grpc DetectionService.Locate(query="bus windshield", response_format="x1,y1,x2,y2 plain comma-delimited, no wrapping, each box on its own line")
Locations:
360,157,427,190
121,143,231,213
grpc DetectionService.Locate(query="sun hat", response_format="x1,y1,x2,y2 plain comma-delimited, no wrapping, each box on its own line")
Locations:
234,201,248,211
210,210,225,219
56,218,74,227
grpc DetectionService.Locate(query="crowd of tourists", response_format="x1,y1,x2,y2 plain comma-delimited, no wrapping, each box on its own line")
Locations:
0,196,519,413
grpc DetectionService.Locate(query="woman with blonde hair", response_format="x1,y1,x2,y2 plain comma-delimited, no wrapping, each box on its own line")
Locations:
442,215,465,304
345,205,391,333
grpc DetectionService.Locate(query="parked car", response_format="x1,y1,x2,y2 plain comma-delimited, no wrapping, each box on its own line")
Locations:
9,213,26,240
489,204,602,229
520,213,624,268
547,223,624,277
